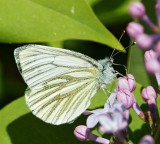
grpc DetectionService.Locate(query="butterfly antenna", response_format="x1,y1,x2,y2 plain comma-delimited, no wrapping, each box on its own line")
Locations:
112,41,136,58
111,42,136,76
110,30,126,59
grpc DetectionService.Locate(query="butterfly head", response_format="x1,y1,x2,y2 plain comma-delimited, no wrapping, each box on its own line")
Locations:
98,58,117,89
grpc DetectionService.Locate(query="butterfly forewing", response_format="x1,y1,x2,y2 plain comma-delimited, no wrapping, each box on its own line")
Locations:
14,45,102,90
14,45,102,125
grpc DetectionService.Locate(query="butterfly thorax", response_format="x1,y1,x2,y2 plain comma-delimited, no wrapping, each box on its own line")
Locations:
98,58,117,89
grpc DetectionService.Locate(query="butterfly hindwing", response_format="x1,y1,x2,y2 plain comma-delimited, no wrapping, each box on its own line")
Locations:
25,68,100,125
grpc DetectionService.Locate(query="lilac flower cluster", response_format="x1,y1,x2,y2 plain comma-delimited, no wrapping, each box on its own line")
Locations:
127,1,160,88
74,74,156,144
73,1,160,144
126,1,160,136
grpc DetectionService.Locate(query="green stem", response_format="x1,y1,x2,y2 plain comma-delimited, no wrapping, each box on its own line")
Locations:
153,119,160,144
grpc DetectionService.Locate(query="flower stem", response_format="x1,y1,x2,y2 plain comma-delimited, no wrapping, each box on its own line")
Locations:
153,119,160,144
156,0,160,28
142,15,160,33
89,133,110,144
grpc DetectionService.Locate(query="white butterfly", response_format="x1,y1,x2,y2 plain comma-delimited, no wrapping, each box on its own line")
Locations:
14,44,117,125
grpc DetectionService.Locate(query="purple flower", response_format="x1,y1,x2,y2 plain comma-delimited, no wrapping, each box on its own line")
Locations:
85,90,125,129
74,125,90,141
74,125,110,144
142,86,157,101
139,135,154,144
104,89,125,113
144,50,160,74
142,86,157,117
136,34,160,50
86,108,107,128
116,89,135,109
98,111,128,134
116,88,144,120
85,102,125,129
129,2,156,30
135,34,153,50
129,2,146,18
127,1,160,51
144,48,160,88
126,22,144,39
117,74,136,92
132,101,145,120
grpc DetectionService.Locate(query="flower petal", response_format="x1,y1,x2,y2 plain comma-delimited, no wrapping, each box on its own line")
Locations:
86,114,99,128
99,115,114,133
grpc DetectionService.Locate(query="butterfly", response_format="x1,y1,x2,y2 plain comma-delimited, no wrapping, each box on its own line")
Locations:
14,44,117,125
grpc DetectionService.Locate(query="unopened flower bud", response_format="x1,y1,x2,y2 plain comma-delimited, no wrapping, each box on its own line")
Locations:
142,86,157,118
144,50,160,74
141,86,157,102
74,125,90,141
136,34,153,50
117,74,136,92
126,22,144,39
117,89,135,109
127,74,136,91
139,135,154,144
74,125,110,144
129,2,145,18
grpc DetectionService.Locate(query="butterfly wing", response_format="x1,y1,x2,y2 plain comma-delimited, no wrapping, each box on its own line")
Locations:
14,44,102,125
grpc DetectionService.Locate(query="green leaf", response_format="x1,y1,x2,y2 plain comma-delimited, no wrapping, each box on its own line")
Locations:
127,36,158,88
0,97,86,144
87,0,140,25
127,45,151,86
0,62,2,102
1,81,159,143
88,82,116,110
0,0,124,51
129,83,149,143
0,83,116,144
129,83,160,143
